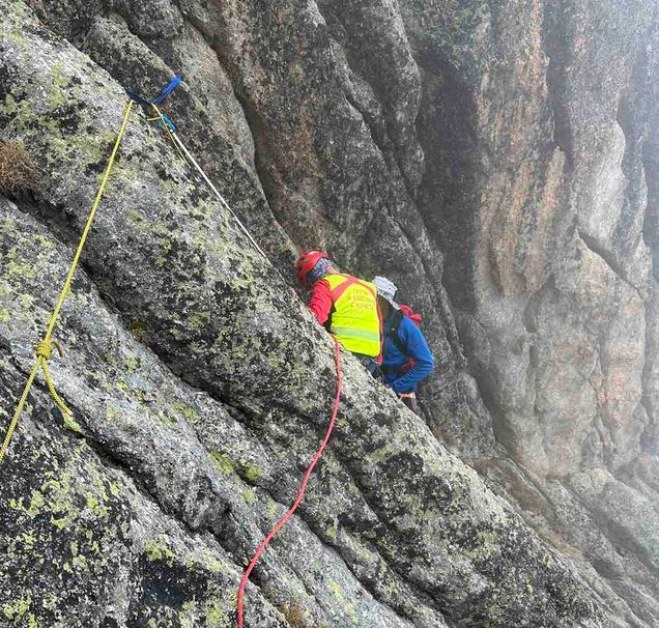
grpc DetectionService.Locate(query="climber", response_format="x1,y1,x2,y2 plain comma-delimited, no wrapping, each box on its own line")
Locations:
296,251,381,375
372,276,434,414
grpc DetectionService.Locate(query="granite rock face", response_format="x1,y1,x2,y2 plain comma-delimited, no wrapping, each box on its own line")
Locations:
0,0,658,626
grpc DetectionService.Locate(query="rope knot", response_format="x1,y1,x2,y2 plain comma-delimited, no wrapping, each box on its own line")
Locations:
36,340,53,361
36,339,63,362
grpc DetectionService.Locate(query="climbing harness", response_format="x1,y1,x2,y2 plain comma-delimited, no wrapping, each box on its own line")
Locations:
236,335,343,628
0,99,135,465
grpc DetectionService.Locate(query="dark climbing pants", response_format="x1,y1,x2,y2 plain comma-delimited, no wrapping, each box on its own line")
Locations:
352,353,380,378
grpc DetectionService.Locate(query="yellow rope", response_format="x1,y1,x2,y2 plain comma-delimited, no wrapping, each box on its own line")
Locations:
0,99,135,465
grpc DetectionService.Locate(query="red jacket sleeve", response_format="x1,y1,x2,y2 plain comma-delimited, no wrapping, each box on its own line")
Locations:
307,279,333,325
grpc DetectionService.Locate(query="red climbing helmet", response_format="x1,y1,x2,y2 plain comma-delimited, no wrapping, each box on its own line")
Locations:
296,250,329,285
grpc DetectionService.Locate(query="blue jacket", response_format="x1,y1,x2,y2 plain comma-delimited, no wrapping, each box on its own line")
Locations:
381,311,435,394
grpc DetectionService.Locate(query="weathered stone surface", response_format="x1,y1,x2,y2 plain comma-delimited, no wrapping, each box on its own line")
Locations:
1,0,658,626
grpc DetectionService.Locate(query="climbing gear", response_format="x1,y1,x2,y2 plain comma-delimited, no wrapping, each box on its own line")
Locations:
237,335,343,628
385,310,412,357
0,99,135,465
130,75,270,260
1,72,277,466
295,250,329,285
380,302,434,400
323,274,380,357
0,77,183,463
382,305,424,375
399,304,423,326
126,74,182,107
372,275,400,309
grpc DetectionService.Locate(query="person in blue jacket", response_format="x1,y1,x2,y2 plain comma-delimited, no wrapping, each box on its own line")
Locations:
372,276,435,414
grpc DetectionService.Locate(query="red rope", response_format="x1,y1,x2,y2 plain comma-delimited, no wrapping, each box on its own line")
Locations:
236,337,343,627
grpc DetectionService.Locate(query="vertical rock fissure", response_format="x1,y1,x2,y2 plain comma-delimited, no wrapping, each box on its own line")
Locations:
412,63,482,313
541,0,575,166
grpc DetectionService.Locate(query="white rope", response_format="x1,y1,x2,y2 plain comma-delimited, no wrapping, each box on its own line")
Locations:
168,130,270,261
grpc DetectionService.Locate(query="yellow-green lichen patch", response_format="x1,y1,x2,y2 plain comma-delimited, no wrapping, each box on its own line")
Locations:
5,438,132,596
176,571,243,628
186,310,211,332
325,524,338,542
84,491,109,518
47,62,70,109
240,486,256,505
179,601,198,628
171,401,199,424
0,220,66,330
156,408,178,427
9,489,45,519
212,450,264,485
5,258,37,281
203,582,237,628
41,132,106,176
185,547,227,575
240,462,263,484
204,599,230,628
143,535,175,566
3,593,33,625
328,581,358,625
123,355,141,373
266,498,279,521
210,451,236,476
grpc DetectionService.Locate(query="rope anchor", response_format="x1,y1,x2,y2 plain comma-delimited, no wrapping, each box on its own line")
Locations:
2,71,266,463
129,77,269,263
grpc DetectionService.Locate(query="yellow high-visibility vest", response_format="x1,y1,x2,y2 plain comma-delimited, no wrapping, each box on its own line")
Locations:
323,274,381,357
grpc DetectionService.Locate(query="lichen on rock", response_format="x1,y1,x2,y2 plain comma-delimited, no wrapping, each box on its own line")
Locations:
1,0,658,626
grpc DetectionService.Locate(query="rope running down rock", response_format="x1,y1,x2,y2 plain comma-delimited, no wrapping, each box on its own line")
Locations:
0,99,135,464
236,336,343,627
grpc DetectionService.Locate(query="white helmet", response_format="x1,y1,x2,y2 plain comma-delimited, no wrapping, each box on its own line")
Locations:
372,276,399,308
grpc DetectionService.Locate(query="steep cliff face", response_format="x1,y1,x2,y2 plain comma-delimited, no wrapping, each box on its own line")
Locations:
0,0,657,627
